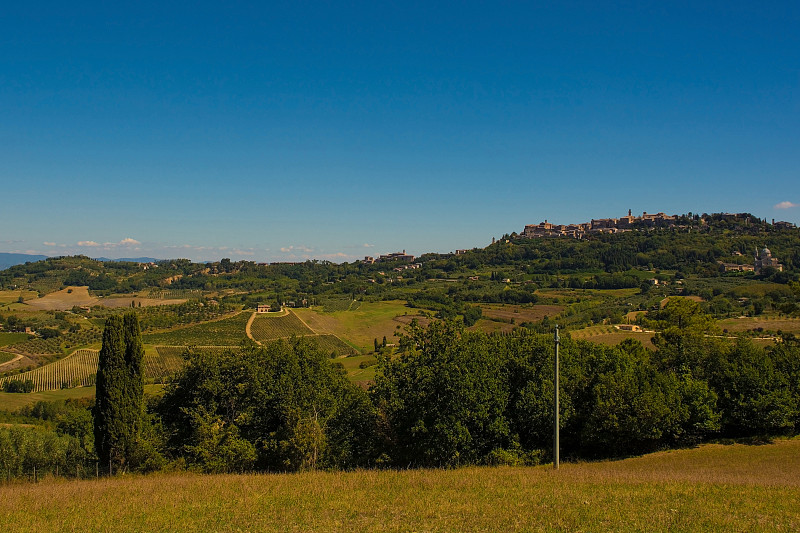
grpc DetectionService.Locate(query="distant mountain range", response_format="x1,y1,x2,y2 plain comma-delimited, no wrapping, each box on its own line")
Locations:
0,253,49,270
0,253,163,270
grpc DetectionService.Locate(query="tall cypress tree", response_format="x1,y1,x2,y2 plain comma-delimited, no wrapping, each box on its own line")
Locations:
122,312,144,460
93,312,144,473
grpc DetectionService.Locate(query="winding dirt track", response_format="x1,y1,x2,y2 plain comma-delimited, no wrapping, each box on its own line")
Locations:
245,311,258,343
0,353,23,368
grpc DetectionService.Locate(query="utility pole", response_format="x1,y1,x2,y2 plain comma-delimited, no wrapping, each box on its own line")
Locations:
554,324,560,470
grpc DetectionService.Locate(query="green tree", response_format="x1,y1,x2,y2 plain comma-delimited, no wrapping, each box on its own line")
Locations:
157,338,370,473
372,321,510,467
93,312,144,472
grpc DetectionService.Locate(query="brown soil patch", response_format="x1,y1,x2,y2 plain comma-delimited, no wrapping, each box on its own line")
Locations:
660,295,704,308
482,304,563,323
625,311,646,321
575,331,656,350
471,319,515,334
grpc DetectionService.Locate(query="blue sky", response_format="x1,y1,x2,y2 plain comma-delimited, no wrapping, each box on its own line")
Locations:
2,1,798,262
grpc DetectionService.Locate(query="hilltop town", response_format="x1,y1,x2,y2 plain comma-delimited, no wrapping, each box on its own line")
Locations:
520,210,797,239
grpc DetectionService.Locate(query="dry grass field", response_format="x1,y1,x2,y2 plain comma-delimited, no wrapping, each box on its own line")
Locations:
23,286,187,311
1,438,798,532
470,318,515,334
23,286,98,310
719,316,800,334
481,304,565,323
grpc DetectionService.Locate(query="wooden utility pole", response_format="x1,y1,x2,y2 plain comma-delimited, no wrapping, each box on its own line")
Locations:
554,324,560,470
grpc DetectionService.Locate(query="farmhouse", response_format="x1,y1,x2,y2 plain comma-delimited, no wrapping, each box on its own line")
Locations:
719,262,755,273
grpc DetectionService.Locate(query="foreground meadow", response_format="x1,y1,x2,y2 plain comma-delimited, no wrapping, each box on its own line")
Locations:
1,438,798,532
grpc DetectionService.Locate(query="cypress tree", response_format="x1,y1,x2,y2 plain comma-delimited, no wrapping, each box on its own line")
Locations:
94,315,126,471
93,312,144,473
122,312,144,461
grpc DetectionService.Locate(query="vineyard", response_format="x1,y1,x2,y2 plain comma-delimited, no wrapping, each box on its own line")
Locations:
0,349,99,392
313,334,358,356
249,313,356,356
145,347,186,382
319,298,361,313
143,288,204,299
0,345,231,392
249,312,315,342
142,311,250,346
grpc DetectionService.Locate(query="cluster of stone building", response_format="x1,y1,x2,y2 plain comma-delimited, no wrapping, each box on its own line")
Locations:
522,210,678,239
363,250,416,264
719,247,784,273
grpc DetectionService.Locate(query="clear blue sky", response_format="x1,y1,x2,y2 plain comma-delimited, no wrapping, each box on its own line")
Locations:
2,1,798,262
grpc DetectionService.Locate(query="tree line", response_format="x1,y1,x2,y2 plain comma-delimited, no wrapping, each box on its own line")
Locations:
3,302,799,481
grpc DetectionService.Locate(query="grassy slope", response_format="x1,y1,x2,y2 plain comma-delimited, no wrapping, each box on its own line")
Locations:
294,300,416,352
1,438,798,531
336,354,378,383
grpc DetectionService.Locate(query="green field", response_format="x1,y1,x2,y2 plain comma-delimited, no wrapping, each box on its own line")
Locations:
294,300,419,352
0,332,30,347
0,351,16,365
336,354,379,383
0,384,165,412
1,438,798,531
142,311,250,346
249,312,315,341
